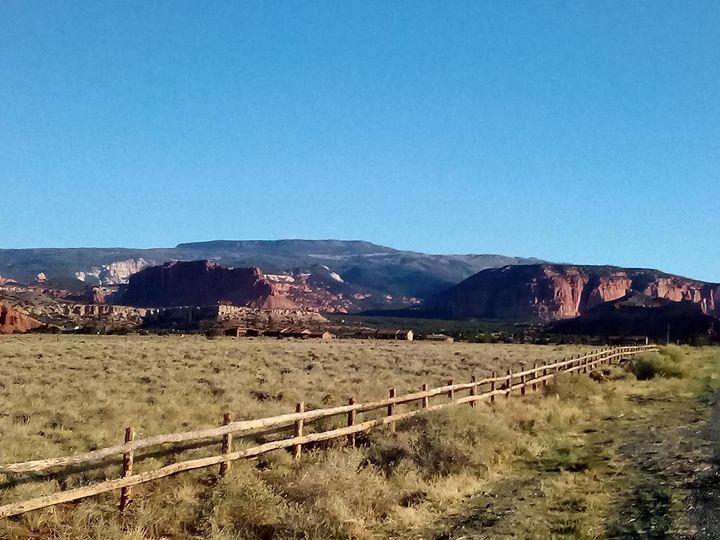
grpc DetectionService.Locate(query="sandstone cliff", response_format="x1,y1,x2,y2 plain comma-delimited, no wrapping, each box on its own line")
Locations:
548,293,719,342
0,303,44,334
75,258,150,285
121,260,298,309
429,264,720,321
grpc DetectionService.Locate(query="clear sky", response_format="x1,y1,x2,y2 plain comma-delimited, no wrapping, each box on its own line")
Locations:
1,1,718,281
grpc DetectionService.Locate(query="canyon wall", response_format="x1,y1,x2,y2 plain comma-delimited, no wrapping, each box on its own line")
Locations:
0,304,44,334
121,260,297,309
430,264,720,321
145,304,328,329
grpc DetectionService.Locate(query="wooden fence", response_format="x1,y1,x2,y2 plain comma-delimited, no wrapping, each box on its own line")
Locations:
0,345,658,519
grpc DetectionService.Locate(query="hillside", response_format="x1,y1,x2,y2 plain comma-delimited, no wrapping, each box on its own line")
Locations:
427,264,720,321
121,260,296,310
0,240,541,304
547,293,719,342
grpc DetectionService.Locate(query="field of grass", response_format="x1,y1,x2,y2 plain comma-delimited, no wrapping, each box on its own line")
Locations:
0,336,718,539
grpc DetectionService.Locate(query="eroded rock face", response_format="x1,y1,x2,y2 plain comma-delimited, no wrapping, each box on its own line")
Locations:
76,258,151,285
430,265,720,321
145,304,329,330
548,293,719,341
121,260,298,309
0,304,44,334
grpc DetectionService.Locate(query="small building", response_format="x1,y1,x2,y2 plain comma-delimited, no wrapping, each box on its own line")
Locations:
349,330,378,340
608,336,650,346
375,329,415,341
224,326,248,337
347,329,414,341
281,327,313,339
305,330,336,341
262,327,334,340
423,333,454,343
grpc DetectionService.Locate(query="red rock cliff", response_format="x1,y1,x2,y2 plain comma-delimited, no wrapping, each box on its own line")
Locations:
121,260,298,309
430,264,720,321
0,303,44,334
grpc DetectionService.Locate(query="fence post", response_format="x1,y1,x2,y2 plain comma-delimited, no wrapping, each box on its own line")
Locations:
520,364,526,396
542,364,548,387
532,362,538,391
347,397,356,447
293,402,304,459
447,380,454,400
490,372,496,404
119,427,134,511
469,375,477,407
506,369,512,397
388,388,396,433
422,383,429,408
219,413,232,477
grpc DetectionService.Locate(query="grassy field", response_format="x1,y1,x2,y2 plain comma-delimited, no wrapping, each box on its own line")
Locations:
0,336,718,539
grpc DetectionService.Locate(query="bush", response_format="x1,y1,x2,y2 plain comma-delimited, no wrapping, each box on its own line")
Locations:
629,352,684,380
660,345,685,363
264,449,395,538
545,372,600,400
409,408,515,476
205,327,224,339
199,462,284,539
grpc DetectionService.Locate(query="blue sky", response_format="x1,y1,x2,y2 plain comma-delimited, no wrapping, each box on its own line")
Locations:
1,1,718,281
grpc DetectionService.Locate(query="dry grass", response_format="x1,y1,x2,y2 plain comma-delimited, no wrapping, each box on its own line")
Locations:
0,335,593,464
1,335,712,539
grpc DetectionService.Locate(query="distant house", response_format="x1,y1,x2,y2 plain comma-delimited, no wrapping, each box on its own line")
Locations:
224,326,248,337
387,329,414,341
423,333,454,343
362,329,415,341
349,330,378,340
608,336,650,346
281,328,313,339
263,328,286,338
305,330,336,341
263,327,334,340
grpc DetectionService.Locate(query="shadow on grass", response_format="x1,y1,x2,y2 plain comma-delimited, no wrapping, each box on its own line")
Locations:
605,483,673,539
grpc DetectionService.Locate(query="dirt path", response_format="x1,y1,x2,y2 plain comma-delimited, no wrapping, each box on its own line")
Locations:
687,390,720,539
429,370,720,539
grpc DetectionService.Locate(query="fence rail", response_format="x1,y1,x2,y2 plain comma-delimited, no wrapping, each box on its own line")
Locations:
0,345,658,519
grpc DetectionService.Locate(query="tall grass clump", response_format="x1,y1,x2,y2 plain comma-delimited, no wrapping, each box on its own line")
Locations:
544,372,600,400
366,408,516,478
660,344,685,363
629,351,684,380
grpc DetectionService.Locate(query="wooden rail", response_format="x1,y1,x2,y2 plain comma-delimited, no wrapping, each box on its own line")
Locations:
0,345,657,519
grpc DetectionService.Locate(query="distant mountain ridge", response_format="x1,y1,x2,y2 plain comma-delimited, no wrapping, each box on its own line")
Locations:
0,240,542,307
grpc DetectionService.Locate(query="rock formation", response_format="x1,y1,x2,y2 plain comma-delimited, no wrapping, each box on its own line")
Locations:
75,258,150,285
548,293,719,342
121,260,298,309
0,303,44,334
0,240,542,301
144,304,329,331
429,264,720,321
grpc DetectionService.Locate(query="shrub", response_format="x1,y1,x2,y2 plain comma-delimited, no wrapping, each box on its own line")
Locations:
204,328,224,339
629,352,684,380
409,408,515,476
660,345,685,363
545,372,600,400
199,462,284,539
264,449,395,538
